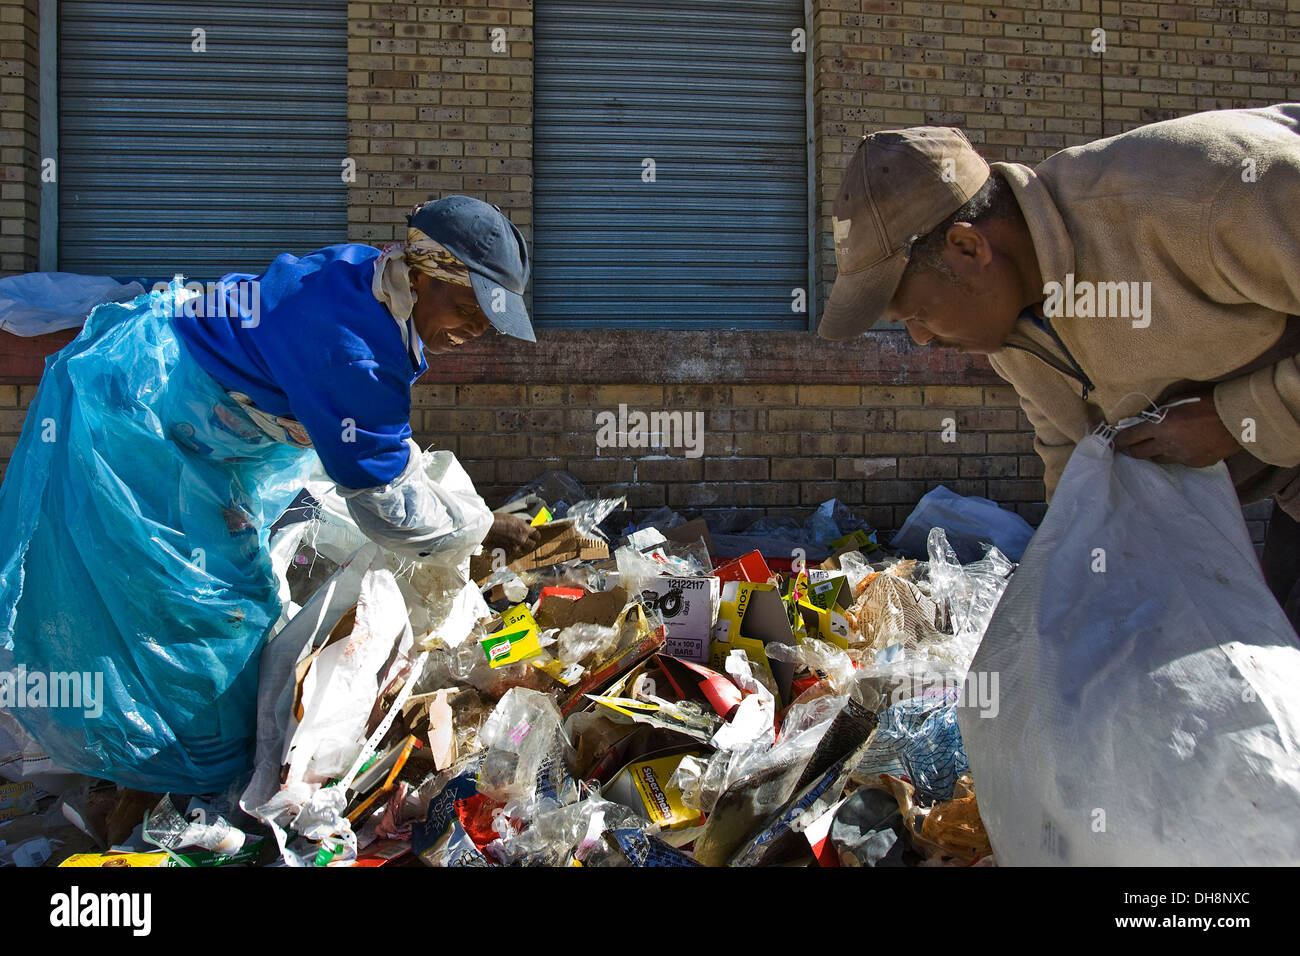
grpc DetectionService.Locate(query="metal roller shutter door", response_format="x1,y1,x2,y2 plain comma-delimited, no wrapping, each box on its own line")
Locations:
57,0,348,280
534,0,810,329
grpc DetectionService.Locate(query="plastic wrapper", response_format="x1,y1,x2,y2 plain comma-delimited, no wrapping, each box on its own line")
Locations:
254,783,357,868
504,470,589,518
608,826,702,867
488,793,644,867
916,774,992,861
637,505,687,533
845,566,943,652
834,550,876,594
692,697,878,866
891,485,1035,563
557,622,622,666
665,753,709,811
416,633,550,699
721,498,873,553
925,527,1012,642
1,836,60,867
830,787,913,867
852,690,969,803
708,650,775,752
565,497,627,539
476,688,575,806
615,533,711,595
142,796,247,864
766,639,856,695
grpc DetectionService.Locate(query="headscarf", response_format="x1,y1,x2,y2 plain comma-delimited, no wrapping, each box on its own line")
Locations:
372,225,474,366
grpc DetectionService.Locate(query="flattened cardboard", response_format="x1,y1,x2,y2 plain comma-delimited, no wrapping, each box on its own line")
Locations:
471,520,609,583
536,586,628,631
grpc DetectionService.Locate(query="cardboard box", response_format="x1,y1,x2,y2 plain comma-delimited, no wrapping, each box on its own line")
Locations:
710,581,799,705
714,550,772,584
0,780,38,822
605,747,708,831
634,575,720,663
480,603,544,668
796,575,852,649
662,518,716,559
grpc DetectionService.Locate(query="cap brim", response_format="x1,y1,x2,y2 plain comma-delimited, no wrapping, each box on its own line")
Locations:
469,271,536,343
816,249,909,340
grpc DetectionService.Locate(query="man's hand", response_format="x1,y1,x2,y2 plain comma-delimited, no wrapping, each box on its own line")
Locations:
1112,394,1242,467
483,512,541,559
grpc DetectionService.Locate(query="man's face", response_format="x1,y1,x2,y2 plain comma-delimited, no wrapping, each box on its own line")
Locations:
412,273,492,354
881,223,1022,354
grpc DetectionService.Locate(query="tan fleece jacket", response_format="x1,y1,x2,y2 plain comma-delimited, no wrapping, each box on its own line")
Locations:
987,104,1300,516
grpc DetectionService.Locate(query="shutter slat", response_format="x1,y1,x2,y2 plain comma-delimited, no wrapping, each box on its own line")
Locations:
58,0,348,279
533,0,809,328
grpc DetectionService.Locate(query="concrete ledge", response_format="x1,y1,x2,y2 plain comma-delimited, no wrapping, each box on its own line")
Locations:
1,328,1000,387
428,329,1000,386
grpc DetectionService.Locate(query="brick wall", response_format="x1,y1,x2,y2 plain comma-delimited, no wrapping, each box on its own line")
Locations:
0,0,39,275
346,0,533,248
408,380,1047,528
810,0,1300,304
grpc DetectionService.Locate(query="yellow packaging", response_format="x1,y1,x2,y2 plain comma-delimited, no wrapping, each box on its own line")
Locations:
606,751,706,830
481,603,543,668
60,852,171,868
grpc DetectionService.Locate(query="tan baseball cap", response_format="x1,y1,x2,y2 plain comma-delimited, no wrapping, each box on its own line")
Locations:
817,127,990,340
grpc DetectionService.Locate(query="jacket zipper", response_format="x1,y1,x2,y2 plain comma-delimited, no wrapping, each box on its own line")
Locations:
1002,312,1096,401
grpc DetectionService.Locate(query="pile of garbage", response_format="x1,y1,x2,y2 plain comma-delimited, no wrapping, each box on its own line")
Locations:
1,464,1017,868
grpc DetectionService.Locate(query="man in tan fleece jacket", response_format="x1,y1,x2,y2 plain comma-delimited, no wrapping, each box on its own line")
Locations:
818,105,1300,628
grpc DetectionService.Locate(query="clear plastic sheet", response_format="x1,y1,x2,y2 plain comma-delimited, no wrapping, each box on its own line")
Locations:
925,527,1013,642
556,622,622,666
476,687,573,805
565,496,627,539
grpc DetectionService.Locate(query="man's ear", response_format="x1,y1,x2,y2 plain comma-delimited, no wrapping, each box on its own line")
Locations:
945,222,992,268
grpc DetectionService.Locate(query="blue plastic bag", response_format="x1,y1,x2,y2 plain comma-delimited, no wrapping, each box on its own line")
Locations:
852,691,969,802
0,284,316,793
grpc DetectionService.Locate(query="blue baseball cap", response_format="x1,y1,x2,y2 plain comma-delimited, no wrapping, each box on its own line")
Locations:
407,195,535,343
